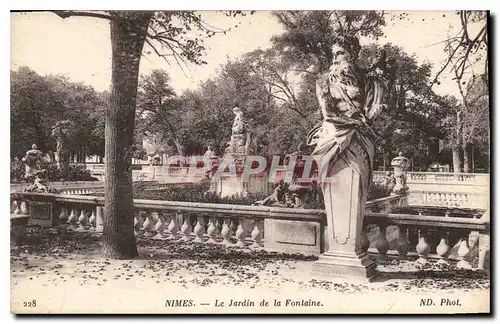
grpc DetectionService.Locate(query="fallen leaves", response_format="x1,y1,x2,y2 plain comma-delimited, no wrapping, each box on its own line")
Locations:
10,227,490,294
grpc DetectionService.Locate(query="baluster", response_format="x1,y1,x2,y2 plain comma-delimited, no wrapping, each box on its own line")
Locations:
213,218,221,235
230,219,238,235
88,208,96,230
166,212,179,240
359,226,370,254
457,238,471,269
235,221,247,247
12,200,20,214
152,211,167,240
134,211,144,237
20,201,29,215
95,206,104,233
436,233,450,264
375,223,389,256
59,205,69,222
142,211,155,237
396,226,410,257
220,218,233,245
415,230,430,264
67,206,79,230
450,194,457,206
250,220,263,249
477,233,490,270
193,215,205,243
77,206,89,231
179,214,192,241
206,217,219,244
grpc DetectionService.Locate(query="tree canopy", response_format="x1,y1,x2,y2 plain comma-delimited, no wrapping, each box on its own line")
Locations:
12,10,489,172
11,67,107,159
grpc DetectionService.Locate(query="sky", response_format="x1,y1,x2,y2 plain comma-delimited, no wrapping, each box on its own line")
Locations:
10,11,485,98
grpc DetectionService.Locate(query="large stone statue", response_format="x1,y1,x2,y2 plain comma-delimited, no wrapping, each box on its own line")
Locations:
225,107,252,156
51,120,74,180
307,35,396,280
22,144,43,182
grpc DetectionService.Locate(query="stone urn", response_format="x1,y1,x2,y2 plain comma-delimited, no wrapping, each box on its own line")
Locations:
391,152,410,195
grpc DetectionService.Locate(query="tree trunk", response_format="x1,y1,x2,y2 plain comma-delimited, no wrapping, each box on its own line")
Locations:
102,12,152,259
173,138,184,156
471,146,475,172
463,144,470,173
452,110,463,174
452,146,461,174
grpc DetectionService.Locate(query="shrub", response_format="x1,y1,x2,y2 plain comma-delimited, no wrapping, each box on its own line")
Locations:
10,161,99,183
131,181,389,208
132,182,267,205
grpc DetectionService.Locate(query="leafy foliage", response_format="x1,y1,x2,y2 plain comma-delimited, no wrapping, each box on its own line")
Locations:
10,67,107,159
271,11,386,72
131,181,388,207
10,161,98,183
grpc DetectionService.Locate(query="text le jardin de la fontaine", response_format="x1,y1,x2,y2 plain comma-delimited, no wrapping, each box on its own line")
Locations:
165,298,323,308
165,297,462,308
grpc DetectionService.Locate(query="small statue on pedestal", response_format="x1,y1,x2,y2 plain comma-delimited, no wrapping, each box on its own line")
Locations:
224,106,252,158
22,144,44,183
52,120,74,180
391,152,410,195
254,180,286,206
23,170,59,194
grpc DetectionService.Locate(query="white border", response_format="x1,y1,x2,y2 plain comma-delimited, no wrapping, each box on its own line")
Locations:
2,0,497,322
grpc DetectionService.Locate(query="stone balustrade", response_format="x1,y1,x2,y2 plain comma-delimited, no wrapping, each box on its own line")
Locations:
372,171,387,185
407,172,489,184
373,171,489,186
372,171,489,209
11,181,104,196
133,166,207,183
362,210,489,269
10,192,489,271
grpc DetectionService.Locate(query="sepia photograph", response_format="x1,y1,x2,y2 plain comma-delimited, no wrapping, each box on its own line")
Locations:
9,8,490,314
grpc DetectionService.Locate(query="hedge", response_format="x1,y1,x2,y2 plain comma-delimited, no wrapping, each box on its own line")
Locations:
11,161,99,183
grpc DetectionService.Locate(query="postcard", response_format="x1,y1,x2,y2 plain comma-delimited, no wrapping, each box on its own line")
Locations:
10,10,490,314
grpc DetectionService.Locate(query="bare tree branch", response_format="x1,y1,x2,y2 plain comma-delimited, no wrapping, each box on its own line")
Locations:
52,10,115,21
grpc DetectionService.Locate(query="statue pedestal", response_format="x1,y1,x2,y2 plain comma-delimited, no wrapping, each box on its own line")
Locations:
312,164,377,281
216,156,270,197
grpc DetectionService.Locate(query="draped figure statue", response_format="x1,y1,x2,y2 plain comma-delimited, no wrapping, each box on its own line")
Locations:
225,107,252,156
51,120,74,180
307,35,396,280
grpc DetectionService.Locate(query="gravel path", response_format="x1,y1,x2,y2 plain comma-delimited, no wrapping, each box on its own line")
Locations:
10,228,490,314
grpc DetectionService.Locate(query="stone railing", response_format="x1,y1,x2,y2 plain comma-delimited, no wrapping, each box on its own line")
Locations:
10,192,489,271
10,180,167,196
373,171,489,186
372,171,490,209
362,211,489,268
131,166,207,183
10,181,105,195
406,172,489,185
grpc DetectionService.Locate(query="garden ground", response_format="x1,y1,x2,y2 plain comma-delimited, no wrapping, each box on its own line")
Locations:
10,228,490,314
